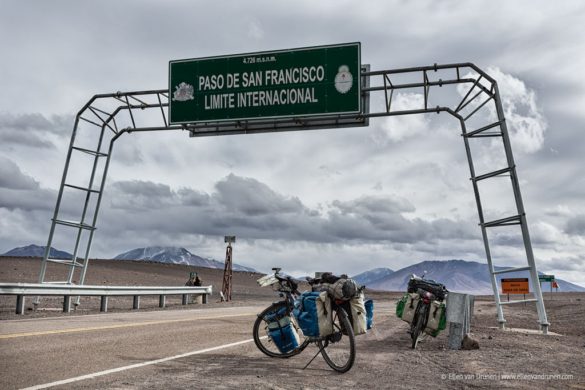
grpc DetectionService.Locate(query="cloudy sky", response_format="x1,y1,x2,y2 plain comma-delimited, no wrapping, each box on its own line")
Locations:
1,1,584,286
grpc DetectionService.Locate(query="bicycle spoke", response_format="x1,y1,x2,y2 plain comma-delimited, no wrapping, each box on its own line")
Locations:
318,306,355,373
253,302,309,359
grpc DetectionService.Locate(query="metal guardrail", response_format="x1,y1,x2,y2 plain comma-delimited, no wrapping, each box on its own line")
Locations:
0,283,212,314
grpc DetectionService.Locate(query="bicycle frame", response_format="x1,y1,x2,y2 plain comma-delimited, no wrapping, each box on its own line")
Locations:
254,269,356,372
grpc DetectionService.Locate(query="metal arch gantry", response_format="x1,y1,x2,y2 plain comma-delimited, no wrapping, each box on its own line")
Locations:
36,62,549,333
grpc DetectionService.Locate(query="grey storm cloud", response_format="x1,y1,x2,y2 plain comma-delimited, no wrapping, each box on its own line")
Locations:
0,159,55,212
215,174,305,216
0,158,88,215
99,174,478,246
0,157,40,190
0,113,72,149
0,188,55,212
109,180,175,211
331,195,416,215
565,215,585,236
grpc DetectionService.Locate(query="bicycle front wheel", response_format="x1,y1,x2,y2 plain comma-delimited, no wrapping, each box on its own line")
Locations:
318,305,356,373
253,302,309,358
411,302,428,349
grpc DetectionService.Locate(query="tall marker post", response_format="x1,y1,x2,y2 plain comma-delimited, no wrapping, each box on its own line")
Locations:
221,236,235,302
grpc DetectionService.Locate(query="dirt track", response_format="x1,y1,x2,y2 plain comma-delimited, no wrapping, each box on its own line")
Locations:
1,257,584,389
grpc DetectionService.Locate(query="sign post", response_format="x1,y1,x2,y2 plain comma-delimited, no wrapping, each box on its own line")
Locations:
539,274,555,300
169,43,361,124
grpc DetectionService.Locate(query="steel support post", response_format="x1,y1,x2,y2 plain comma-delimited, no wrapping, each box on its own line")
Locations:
457,117,506,328
16,295,25,315
492,83,549,333
63,295,71,313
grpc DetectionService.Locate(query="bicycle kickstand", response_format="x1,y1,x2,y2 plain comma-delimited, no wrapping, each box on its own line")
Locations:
302,344,326,370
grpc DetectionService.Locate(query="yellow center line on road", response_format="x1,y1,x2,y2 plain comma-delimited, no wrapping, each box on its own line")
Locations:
0,312,257,340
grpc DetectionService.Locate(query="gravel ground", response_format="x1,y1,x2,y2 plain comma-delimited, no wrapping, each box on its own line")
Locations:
1,256,584,389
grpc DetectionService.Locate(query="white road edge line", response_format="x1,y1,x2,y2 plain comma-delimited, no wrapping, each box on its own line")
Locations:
22,337,262,390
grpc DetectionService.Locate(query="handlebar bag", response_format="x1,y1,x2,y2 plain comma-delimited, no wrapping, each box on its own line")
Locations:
294,291,333,338
265,306,300,353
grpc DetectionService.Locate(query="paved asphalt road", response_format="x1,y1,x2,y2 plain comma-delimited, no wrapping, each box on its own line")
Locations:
0,305,267,389
1,301,402,389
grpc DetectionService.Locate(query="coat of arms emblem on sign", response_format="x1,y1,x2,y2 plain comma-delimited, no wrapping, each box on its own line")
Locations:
172,82,195,101
334,65,353,94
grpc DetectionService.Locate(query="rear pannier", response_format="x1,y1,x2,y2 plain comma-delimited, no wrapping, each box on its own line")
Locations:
365,299,374,330
294,291,333,338
424,300,447,337
340,293,368,335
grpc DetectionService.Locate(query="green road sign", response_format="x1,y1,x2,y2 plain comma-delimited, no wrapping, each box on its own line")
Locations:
539,275,555,282
169,43,361,124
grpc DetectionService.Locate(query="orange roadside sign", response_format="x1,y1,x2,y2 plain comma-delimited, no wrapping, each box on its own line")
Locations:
501,278,529,294
552,281,559,289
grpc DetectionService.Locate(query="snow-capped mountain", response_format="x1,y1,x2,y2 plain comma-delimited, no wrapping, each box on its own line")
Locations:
1,244,73,259
364,259,584,294
352,267,394,286
113,246,257,272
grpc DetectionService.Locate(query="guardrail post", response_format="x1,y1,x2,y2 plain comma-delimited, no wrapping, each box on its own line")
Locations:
100,296,108,312
63,295,71,313
16,295,25,315
202,293,208,304
159,295,166,308
446,292,475,350
133,295,140,310
182,294,188,305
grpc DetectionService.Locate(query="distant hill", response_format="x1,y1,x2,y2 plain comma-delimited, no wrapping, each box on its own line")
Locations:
113,246,257,272
352,267,394,286
2,244,73,259
365,259,585,294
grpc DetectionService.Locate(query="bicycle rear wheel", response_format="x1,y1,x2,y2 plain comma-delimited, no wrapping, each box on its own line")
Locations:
411,302,428,349
318,305,356,373
253,301,309,358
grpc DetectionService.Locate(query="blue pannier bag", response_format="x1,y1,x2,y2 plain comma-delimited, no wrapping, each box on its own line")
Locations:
365,299,374,330
265,306,300,353
293,291,333,338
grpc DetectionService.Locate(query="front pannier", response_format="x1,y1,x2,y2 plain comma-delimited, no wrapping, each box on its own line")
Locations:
265,306,300,353
397,293,420,323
